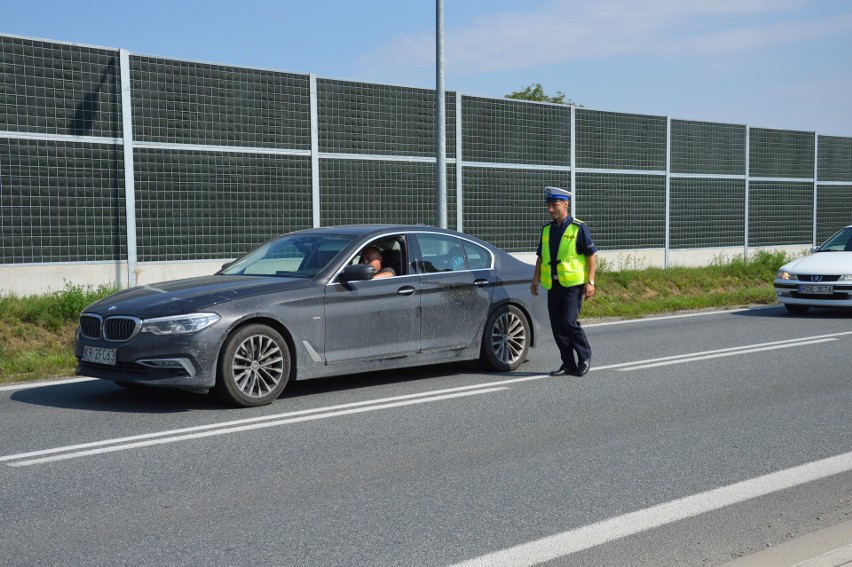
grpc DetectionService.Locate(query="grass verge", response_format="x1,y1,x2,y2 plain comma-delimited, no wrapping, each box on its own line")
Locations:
584,250,785,319
1,284,117,384
0,251,789,385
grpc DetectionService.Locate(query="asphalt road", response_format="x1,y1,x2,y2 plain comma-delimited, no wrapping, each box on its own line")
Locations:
1,306,850,566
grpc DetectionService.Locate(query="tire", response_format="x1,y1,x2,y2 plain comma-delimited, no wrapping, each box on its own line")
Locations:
480,305,530,372
215,324,290,407
784,304,810,315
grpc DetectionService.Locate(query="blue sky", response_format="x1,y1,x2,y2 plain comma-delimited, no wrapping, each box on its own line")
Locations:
4,0,852,136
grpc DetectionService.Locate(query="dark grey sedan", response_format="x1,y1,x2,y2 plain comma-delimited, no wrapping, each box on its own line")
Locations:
75,225,548,407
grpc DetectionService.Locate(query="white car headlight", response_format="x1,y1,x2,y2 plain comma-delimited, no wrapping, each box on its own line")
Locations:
776,270,794,280
839,274,852,282
141,313,220,335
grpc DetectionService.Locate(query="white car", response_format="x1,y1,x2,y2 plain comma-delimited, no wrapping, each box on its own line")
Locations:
774,225,852,314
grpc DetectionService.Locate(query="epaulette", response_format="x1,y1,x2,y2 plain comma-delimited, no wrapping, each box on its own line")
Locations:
571,218,585,226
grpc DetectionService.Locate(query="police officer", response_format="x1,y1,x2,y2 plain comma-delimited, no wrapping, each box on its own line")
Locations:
530,186,597,377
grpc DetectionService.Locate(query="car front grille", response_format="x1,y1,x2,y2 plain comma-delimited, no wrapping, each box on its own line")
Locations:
79,314,142,342
104,316,142,341
79,314,102,339
797,275,841,282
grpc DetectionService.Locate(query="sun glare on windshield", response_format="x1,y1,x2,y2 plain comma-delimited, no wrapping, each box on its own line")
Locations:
221,235,355,277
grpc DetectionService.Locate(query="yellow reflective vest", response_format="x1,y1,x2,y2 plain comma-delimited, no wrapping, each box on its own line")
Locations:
540,220,589,289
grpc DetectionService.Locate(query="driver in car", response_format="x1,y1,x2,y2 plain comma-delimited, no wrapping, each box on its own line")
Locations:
359,246,395,279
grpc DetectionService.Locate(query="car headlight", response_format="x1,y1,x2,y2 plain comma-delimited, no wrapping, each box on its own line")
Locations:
776,270,794,280
839,275,852,282
140,313,220,335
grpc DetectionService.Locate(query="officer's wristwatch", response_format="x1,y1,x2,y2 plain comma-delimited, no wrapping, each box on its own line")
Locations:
588,280,595,286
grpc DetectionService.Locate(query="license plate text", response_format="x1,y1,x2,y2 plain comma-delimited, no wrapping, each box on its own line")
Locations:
82,346,117,366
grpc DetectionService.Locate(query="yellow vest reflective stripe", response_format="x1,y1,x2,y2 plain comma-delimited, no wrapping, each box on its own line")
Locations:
540,221,588,289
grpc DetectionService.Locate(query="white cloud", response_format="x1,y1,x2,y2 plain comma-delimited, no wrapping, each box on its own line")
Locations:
356,0,852,77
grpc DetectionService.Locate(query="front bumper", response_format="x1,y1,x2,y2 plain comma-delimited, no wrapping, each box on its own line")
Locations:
774,281,852,307
74,329,219,389
76,359,214,389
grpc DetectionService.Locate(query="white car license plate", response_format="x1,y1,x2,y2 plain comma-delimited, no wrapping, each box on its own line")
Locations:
798,284,833,294
82,346,117,366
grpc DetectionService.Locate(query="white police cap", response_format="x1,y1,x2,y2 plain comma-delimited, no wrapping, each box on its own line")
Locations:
544,186,572,201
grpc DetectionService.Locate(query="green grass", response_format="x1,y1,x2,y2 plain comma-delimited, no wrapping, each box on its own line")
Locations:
0,251,789,384
584,250,787,319
0,283,117,384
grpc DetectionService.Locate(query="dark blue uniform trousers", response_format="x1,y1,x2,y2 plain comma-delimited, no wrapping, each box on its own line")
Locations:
547,281,591,372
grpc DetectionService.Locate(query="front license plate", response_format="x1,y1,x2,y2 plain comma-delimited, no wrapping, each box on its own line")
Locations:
798,284,833,295
82,346,117,366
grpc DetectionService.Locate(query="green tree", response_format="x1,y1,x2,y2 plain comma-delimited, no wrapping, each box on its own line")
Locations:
505,82,578,105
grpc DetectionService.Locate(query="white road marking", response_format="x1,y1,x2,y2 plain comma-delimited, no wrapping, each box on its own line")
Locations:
4,323,847,467
4,331,847,466
2,386,509,467
616,338,837,371
449,450,852,567
0,368,601,467
0,377,96,392
584,307,757,328
0,380,531,464
591,331,852,372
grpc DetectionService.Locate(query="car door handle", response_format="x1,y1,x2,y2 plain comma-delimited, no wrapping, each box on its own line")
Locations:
397,286,416,296
474,279,490,287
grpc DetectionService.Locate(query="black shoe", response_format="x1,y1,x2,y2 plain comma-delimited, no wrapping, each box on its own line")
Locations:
576,359,591,377
550,366,577,377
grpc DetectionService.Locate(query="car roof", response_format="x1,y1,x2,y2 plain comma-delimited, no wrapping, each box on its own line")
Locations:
281,225,502,255
292,224,470,238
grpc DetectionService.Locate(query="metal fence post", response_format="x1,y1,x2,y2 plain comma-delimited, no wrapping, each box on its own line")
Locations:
456,94,464,232
570,104,576,218
744,126,750,260
310,74,320,228
665,116,671,269
119,48,137,288
435,0,447,228
813,133,819,246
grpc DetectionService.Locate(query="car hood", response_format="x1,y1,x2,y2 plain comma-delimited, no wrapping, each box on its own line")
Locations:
84,275,314,318
781,251,852,275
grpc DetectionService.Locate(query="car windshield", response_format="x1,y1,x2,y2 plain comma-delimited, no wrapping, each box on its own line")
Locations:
220,234,356,278
816,227,852,252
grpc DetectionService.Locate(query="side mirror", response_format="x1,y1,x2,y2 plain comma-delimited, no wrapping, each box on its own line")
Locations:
338,264,376,283
809,247,818,254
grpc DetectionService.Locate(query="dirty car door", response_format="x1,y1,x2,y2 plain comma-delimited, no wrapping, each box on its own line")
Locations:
413,233,493,352
323,275,420,364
